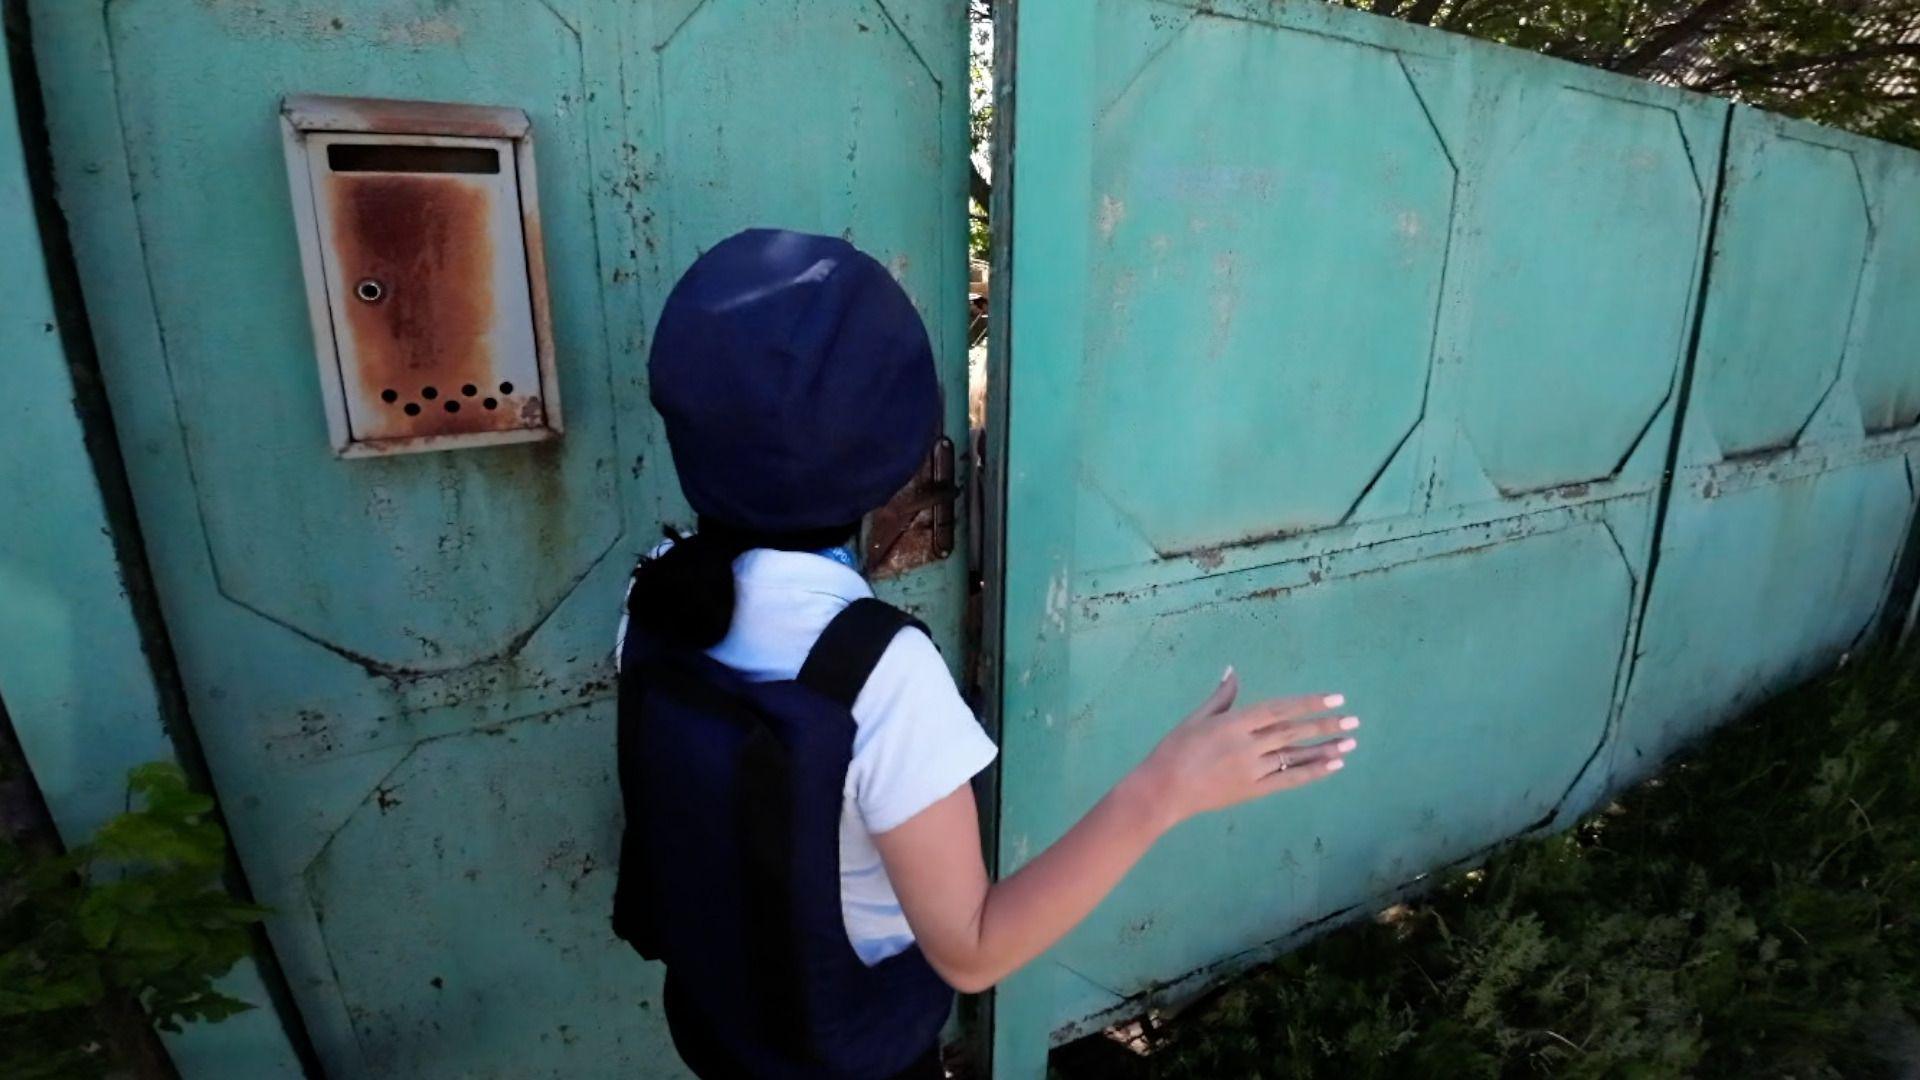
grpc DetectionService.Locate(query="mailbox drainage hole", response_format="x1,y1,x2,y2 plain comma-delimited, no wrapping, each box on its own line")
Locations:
499,381,514,395
483,398,499,410
403,403,421,416
445,401,461,413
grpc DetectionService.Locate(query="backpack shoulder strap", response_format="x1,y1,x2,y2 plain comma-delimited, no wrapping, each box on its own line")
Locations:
796,598,928,708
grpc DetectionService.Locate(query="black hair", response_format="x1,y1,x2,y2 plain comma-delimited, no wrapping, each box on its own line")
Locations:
626,517,860,649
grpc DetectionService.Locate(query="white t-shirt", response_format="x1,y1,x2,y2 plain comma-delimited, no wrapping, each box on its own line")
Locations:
616,547,998,965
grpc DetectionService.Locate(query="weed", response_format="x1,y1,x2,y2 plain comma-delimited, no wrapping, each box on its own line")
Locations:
1,762,266,1079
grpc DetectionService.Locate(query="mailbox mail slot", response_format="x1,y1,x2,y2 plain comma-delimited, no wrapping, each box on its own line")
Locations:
281,96,561,456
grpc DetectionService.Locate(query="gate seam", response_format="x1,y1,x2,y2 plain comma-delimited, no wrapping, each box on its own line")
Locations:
1866,455,1920,649
1627,103,1737,665
979,0,1022,1072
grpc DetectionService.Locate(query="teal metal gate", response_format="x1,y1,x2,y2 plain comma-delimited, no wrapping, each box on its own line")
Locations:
987,2,1919,1075
1619,106,1920,770
18,1,1920,1076
26,2,970,1075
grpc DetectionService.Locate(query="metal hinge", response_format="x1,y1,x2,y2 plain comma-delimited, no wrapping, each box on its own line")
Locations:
864,436,959,579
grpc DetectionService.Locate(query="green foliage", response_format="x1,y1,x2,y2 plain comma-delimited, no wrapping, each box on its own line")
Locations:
1,763,267,1079
1339,0,1920,149
963,2,1920,235
1124,653,1920,1079
968,0,994,262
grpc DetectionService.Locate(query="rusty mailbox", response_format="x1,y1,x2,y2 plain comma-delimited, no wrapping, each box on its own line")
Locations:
281,95,560,456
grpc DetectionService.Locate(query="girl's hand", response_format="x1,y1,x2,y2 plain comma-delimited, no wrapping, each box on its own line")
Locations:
877,666,1357,994
1130,668,1357,831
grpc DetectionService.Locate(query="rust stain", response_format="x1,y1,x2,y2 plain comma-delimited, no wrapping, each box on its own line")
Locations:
331,175,522,439
866,438,956,580
869,507,939,579
318,96,523,139
518,195,545,259
518,188,557,396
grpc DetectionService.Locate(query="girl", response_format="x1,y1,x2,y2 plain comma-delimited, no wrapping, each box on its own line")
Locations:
614,229,1358,1079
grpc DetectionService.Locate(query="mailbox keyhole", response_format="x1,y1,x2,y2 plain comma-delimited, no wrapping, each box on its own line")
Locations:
355,279,386,304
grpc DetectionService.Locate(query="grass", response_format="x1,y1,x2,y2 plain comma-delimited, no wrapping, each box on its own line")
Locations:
1053,650,1920,1079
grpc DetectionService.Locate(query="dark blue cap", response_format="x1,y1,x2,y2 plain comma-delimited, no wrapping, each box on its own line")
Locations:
649,229,940,532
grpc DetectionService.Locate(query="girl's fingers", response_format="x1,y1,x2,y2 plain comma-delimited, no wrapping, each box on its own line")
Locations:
1262,738,1354,770
1233,692,1346,731
1194,666,1240,719
1256,752,1349,793
1250,714,1359,752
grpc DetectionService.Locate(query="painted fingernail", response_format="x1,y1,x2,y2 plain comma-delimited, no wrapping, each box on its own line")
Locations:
1324,693,1346,709
1325,758,1345,772
1339,716,1360,731
1338,738,1358,753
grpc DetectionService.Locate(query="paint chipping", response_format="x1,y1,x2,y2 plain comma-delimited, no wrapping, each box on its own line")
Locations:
1207,252,1240,360
379,16,463,47
1097,193,1126,240
1046,570,1071,632
374,785,402,813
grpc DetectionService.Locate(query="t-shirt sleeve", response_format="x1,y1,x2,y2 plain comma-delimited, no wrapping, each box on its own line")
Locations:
847,627,999,835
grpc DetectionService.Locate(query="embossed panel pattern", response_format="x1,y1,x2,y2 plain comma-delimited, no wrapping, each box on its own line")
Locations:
1694,130,1870,457
991,6,1914,1080
1079,16,1453,555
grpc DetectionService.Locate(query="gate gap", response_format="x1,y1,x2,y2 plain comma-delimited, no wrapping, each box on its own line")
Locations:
966,0,994,443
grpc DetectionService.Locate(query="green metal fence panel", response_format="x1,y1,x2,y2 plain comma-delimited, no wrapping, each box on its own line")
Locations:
1617,109,1920,774
0,40,306,1078
27,2,969,1076
990,2,1733,1074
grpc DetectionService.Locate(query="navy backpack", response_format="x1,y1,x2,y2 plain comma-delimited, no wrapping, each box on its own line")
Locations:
613,598,954,1078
